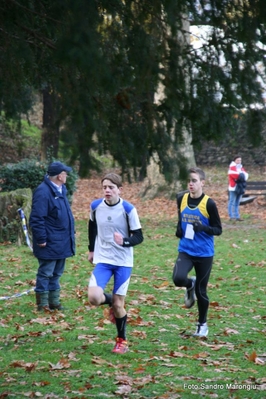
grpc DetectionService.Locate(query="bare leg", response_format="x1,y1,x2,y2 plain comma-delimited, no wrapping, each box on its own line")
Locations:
88,286,105,306
112,294,126,318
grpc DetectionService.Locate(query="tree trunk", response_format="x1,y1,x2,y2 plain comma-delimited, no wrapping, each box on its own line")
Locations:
41,87,60,161
140,13,195,199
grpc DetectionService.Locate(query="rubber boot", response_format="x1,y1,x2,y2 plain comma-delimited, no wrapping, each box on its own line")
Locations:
35,291,50,311
49,289,63,310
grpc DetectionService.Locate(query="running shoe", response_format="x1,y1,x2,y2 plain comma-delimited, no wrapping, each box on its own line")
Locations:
109,307,116,324
184,276,196,308
193,323,208,337
112,337,129,354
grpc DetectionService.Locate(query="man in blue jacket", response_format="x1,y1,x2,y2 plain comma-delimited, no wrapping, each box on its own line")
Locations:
30,161,75,311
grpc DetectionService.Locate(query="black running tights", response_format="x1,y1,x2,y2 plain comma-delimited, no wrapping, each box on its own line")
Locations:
172,252,213,324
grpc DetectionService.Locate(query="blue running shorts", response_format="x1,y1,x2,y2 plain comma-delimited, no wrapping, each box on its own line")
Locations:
89,263,132,296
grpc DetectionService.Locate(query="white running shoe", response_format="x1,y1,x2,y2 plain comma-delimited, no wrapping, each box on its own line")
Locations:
184,277,196,308
193,323,208,337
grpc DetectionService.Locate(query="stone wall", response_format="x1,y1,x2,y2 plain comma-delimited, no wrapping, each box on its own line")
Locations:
194,129,266,168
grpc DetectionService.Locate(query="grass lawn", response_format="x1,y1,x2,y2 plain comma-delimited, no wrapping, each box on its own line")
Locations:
0,214,265,398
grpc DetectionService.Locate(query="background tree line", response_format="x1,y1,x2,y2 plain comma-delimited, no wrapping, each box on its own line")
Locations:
0,0,265,183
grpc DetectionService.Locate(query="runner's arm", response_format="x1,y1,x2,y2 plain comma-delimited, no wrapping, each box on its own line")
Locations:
123,229,144,247
88,218,97,251
204,199,222,236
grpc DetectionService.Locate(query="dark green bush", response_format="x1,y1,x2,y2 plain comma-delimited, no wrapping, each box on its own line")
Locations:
0,159,78,203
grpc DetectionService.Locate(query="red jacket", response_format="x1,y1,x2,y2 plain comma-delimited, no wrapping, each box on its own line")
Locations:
228,162,249,191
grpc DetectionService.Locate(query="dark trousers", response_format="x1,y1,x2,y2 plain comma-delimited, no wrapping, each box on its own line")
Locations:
35,258,66,292
172,252,213,324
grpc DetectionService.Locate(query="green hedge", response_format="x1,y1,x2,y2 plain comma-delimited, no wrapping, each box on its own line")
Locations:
0,159,78,203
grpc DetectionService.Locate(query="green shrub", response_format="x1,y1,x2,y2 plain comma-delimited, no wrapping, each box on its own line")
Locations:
0,159,78,203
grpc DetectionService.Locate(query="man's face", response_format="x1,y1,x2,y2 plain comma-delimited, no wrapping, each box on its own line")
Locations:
102,179,121,204
58,171,68,185
187,172,204,196
235,157,242,164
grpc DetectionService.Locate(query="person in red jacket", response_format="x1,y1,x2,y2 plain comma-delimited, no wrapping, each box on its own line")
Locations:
227,156,249,221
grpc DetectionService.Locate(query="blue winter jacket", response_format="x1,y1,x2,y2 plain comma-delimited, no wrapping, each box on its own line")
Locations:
29,175,75,259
